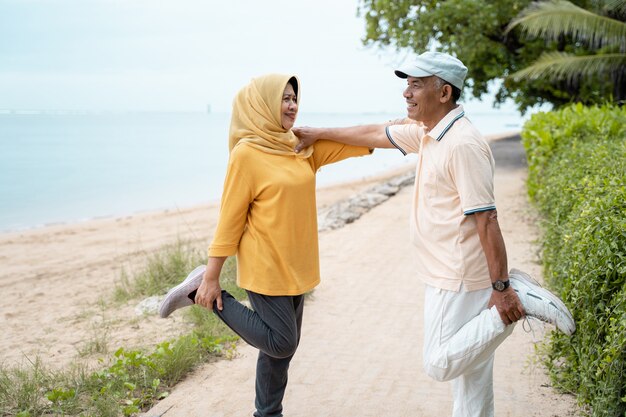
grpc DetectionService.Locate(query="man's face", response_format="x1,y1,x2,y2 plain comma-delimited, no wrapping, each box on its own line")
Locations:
403,76,442,122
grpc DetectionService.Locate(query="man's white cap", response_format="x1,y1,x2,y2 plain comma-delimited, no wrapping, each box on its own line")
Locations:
395,51,468,90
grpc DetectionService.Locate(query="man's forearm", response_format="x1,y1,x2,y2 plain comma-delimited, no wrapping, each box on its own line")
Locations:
475,210,508,282
294,124,394,150
483,230,508,282
320,124,387,148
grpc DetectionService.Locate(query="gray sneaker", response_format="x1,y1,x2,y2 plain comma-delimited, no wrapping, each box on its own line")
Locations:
158,265,206,318
509,268,576,335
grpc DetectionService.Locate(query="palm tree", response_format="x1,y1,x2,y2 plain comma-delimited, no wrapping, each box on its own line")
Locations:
506,0,626,103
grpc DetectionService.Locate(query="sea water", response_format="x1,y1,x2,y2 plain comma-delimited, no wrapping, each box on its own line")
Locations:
0,110,526,232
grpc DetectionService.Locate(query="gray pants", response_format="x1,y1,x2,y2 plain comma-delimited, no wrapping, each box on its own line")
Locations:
214,290,304,417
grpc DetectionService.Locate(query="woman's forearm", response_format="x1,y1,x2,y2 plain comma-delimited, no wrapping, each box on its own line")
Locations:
204,256,228,283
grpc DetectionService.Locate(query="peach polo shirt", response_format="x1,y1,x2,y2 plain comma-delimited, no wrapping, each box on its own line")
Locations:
386,105,495,292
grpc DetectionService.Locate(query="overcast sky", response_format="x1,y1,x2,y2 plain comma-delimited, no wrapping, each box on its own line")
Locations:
0,0,515,114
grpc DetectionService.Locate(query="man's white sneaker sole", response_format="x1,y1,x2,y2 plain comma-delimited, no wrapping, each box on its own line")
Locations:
509,268,576,336
158,265,206,318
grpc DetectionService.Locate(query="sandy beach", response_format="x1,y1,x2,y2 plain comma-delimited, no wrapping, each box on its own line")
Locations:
0,133,579,416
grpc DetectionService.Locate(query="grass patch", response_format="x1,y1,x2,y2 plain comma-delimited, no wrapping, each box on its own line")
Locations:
0,334,237,417
1,242,247,416
114,240,207,303
78,324,110,357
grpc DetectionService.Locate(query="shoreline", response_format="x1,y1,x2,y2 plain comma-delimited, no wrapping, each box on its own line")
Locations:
0,131,520,237
0,163,416,238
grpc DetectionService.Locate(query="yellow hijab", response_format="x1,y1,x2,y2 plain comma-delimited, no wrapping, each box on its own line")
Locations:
228,73,314,158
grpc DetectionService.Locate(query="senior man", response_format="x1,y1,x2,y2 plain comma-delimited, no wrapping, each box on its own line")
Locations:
293,51,575,417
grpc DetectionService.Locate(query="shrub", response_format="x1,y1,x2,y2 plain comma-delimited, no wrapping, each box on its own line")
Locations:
522,104,626,416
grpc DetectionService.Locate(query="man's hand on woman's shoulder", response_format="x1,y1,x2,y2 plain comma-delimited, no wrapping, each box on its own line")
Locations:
293,126,323,153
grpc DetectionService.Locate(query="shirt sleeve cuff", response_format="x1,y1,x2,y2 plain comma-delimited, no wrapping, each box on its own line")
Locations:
463,205,496,215
385,126,407,156
208,245,238,257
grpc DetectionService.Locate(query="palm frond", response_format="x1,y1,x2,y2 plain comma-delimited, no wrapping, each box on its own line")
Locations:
509,51,626,82
506,0,626,50
606,0,626,14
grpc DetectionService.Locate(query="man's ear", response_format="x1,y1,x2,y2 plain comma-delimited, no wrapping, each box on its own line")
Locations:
440,84,453,103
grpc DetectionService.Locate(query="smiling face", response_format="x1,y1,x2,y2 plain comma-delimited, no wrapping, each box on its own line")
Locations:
403,76,455,128
403,76,442,123
281,82,298,131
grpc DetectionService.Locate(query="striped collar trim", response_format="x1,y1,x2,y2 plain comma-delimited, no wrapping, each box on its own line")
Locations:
435,111,464,141
427,105,465,142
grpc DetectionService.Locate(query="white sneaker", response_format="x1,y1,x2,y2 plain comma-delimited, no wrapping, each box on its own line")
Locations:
509,268,576,336
158,265,206,318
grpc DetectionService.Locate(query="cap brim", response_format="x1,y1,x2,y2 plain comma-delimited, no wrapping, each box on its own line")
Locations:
394,66,433,79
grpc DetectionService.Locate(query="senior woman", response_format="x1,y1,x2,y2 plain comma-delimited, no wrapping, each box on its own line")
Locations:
159,73,371,417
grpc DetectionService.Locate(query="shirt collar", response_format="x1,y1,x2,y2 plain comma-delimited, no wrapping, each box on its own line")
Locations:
425,105,465,142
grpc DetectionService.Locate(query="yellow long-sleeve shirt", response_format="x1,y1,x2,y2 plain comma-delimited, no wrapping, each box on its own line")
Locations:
208,140,371,296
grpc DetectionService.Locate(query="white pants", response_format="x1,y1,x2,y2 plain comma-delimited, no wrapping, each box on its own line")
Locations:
423,285,515,417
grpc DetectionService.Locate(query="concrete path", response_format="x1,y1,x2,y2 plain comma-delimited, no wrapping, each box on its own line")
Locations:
145,135,579,417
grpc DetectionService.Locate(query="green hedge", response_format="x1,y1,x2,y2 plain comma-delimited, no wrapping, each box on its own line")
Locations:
522,104,626,417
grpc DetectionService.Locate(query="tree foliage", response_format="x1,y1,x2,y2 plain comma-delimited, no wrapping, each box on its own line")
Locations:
509,0,626,48
358,0,621,112
507,0,626,102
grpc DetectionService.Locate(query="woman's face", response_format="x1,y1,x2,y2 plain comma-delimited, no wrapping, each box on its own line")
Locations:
281,83,298,130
